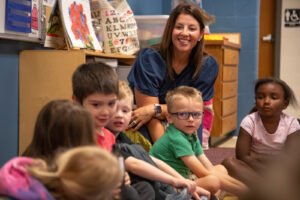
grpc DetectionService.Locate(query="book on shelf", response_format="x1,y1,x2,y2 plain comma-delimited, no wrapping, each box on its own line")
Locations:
44,0,65,48
57,0,101,51
44,0,101,50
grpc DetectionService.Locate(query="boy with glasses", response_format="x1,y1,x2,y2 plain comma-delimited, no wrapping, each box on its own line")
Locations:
150,86,247,197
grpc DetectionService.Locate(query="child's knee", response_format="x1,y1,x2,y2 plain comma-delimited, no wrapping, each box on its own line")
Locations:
222,157,236,169
214,164,228,175
205,175,221,194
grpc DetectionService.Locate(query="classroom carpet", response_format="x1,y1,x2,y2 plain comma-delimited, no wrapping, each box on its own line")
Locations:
204,147,238,200
204,147,235,165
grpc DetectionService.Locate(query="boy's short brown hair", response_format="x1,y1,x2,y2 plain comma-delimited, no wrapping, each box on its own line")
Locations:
165,86,203,112
72,62,118,103
118,80,133,105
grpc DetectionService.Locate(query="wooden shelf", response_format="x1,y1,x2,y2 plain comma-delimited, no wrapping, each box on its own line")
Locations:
83,50,136,65
204,40,241,50
18,50,135,155
204,40,241,137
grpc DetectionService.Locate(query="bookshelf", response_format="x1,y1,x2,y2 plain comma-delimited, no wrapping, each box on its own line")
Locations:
19,50,135,154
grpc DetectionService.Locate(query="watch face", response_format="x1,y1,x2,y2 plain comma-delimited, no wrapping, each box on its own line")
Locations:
155,104,162,116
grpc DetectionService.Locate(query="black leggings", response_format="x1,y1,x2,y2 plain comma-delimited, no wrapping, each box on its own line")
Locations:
120,181,155,200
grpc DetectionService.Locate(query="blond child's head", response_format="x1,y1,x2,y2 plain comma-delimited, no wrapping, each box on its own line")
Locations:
165,86,204,135
118,80,134,106
106,81,133,135
27,146,122,200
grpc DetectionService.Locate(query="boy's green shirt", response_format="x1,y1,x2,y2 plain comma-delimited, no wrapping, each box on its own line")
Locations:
150,124,203,178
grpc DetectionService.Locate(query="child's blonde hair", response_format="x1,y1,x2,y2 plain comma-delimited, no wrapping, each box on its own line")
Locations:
118,80,133,105
165,86,203,112
27,146,122,200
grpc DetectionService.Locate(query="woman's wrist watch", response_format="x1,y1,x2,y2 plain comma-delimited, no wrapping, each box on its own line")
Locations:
154,104,162,117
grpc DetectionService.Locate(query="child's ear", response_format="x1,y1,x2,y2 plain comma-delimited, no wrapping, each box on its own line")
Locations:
166,113,173,124
72,95,80,104
283,100,289,109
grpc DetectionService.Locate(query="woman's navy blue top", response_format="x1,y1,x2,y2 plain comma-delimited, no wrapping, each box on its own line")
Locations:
127,48,219,103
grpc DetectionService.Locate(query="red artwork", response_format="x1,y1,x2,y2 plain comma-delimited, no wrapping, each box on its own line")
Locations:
31,4,38,30
69,2,93,48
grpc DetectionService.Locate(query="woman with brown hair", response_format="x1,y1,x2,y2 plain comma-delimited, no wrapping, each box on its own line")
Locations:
126,3,218,148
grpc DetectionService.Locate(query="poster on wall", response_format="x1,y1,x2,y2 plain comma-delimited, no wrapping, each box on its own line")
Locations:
285,9,300,27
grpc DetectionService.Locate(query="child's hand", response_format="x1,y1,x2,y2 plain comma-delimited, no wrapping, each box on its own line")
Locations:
124,172,131,186
195,186,210,199
112,181,122,199
173,178,196,195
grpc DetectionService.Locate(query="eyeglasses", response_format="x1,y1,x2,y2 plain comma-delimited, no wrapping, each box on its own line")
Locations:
170,112,204,120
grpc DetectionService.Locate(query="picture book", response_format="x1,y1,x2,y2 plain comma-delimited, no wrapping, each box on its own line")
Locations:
58,0,102,50
44,0,65,48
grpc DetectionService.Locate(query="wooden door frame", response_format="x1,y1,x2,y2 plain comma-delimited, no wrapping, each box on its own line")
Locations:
258,0,282,78
274,0,282,77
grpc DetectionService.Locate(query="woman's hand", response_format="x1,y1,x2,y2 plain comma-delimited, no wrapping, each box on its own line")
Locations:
127,104,155,132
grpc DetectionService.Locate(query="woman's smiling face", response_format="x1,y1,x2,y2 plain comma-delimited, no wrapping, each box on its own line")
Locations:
171,14,203,55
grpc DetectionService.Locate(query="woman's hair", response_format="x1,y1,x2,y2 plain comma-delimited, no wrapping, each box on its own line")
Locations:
118,80,133,105
255,77,298,108
27,146,122,200
165,86,203,112
157,3,215,81
22,100,95,163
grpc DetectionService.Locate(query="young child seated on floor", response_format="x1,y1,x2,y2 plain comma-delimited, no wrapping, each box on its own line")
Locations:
22,98,143,200
22,99,96,163
150,86,248,197
222,77,300,187
72,62,119,152
72,62,155,200
241,135,300,200
0,146,122,200
106,81,220,200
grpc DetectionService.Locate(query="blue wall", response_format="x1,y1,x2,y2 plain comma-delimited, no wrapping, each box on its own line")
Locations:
0,0,260,166
203,0,260,135
0,39,45,166
127,0,163,15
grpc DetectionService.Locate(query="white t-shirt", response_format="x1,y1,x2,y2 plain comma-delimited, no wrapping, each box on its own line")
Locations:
240,112,300,155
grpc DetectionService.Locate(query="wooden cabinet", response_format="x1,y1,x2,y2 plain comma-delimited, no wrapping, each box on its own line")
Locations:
204,40,241,137
19,50,135,155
